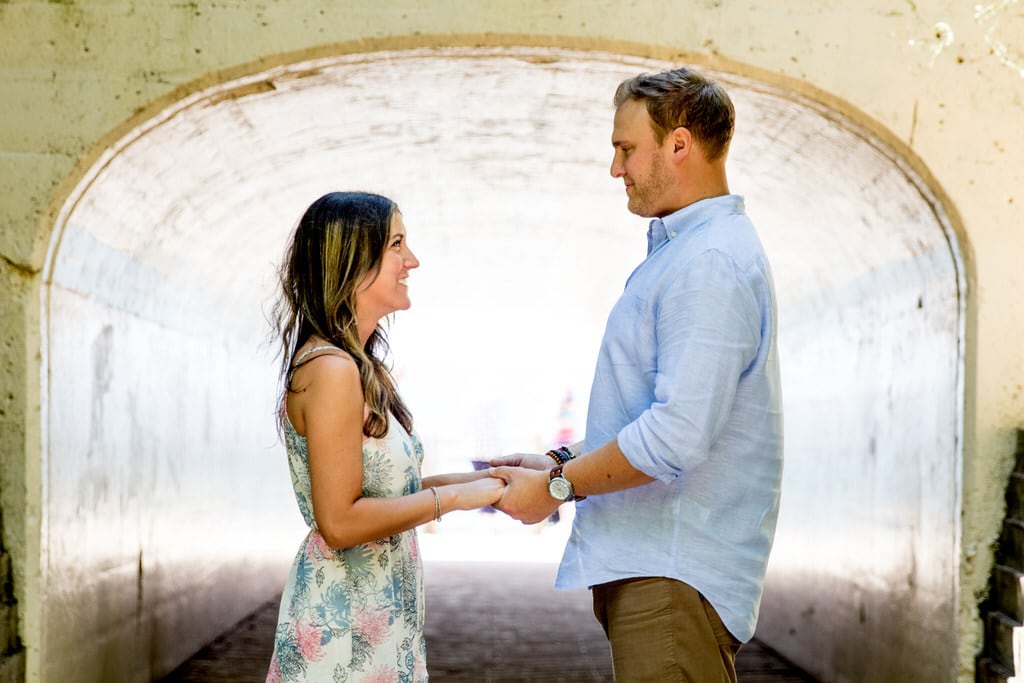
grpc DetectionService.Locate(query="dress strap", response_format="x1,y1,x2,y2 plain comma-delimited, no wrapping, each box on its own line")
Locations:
293,344,343,367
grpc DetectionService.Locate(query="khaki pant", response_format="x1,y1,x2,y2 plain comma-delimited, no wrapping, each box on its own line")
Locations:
592,577,742,683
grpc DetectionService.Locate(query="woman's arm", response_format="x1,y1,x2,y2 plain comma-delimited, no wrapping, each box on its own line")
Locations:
294,355,503,549
422,470,493,488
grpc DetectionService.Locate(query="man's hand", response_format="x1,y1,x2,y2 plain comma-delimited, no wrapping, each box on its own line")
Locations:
490,465,561,525
490,452,552,471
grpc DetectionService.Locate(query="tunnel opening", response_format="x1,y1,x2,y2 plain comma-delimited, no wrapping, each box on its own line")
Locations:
40,46,963,681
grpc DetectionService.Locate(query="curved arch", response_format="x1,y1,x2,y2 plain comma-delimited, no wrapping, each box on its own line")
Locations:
40,32,973,268
41,45,964,681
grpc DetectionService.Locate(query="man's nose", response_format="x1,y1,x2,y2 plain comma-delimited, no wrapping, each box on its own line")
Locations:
610,155,624,178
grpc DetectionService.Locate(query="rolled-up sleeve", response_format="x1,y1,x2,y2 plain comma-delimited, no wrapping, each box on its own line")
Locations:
617,249,762,482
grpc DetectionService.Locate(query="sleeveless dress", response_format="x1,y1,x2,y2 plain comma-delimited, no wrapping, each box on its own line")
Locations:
266,409,428,683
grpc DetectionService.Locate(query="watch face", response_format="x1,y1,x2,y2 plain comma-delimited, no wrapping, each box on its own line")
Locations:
548,477,573,501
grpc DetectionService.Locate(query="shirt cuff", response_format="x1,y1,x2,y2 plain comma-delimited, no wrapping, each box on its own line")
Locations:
616,421,680,484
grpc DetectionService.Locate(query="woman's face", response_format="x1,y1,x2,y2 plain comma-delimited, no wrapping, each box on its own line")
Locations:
355,211,420,322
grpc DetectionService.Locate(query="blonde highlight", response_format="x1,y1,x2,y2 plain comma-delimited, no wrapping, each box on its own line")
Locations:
272,191,413,439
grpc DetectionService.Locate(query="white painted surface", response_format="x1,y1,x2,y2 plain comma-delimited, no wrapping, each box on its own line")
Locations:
42,49,962,681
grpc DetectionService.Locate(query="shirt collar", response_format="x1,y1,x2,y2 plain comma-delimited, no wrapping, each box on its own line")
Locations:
646,194,745,255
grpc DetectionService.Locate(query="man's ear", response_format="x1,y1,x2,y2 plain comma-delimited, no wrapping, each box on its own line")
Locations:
671,126,692,161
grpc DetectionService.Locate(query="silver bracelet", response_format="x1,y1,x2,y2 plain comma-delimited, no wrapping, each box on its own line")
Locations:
430,486,442,522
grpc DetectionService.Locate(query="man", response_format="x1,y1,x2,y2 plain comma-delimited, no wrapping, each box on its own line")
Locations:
491,66,784,682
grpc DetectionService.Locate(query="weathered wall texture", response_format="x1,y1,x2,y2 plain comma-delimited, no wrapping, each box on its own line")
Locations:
1,1,1021,682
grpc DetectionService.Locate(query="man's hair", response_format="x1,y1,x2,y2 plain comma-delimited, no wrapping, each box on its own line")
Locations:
614,67,735,161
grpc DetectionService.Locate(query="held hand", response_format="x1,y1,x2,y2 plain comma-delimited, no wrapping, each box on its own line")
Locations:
490,452,552,471
489,466,561,525
454,476,506,510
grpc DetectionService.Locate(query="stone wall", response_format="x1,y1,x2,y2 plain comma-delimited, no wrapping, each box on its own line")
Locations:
0,505,24,683
1,2,1022,681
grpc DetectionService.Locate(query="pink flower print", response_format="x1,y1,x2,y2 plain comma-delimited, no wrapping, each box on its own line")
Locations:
409,536,420,562
354,608,391,647
363,665,399,683
307,531,332,560
265,656,282,683
294,619,325,662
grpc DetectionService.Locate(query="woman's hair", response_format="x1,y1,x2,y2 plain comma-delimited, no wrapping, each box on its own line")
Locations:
272,191,413,438
613,66,735,162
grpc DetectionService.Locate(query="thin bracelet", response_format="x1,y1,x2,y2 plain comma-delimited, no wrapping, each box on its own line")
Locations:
430,487,442,522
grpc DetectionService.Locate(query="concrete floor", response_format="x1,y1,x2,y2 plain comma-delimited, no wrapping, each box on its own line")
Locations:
160,561,817,682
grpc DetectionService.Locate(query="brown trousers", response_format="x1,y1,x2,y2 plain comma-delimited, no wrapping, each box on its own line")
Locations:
592,577,742,683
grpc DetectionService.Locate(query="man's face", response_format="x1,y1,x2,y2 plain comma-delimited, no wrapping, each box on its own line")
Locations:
610,99,675,218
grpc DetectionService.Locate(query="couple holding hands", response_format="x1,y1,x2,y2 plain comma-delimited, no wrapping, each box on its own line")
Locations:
266,64,783,683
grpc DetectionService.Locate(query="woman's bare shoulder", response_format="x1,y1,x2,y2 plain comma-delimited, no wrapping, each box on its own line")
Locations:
287,346,362,433
292,348,359,391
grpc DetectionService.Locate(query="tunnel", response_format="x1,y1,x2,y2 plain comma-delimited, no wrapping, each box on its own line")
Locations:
41,47,963,682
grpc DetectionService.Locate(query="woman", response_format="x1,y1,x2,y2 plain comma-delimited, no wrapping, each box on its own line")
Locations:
267,191,505,682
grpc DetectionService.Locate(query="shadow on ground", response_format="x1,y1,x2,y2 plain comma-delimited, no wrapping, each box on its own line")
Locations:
160,561,817,682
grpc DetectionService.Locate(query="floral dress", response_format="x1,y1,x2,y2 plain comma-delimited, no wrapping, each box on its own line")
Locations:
267,414,428,683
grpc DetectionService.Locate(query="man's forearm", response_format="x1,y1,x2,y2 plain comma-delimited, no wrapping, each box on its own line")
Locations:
563,438,655,496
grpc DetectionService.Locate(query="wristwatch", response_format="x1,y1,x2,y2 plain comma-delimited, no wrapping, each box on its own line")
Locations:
548,465,584,502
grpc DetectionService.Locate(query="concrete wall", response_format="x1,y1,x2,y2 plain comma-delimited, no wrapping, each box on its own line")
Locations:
1,2,1021,682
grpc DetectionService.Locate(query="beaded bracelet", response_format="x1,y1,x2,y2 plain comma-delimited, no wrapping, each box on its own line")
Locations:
430,487,442,522
545,446,574,466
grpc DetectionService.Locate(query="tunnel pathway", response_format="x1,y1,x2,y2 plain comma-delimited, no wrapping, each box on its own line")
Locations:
161,560,816,682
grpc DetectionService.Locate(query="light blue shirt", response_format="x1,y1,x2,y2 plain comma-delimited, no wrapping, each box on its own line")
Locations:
555,194,784,643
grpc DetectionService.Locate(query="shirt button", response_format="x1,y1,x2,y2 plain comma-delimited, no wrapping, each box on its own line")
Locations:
670,231,677,238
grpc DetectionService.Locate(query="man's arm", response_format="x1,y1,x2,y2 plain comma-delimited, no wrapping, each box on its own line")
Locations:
494,250,761,522
564,438,654,496
489,439,587,471
491,438,654,524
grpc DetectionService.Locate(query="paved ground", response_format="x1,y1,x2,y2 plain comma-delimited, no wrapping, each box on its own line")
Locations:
160,560,816,682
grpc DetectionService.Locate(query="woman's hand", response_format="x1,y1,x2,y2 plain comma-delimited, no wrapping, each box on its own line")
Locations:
488,465,561,524
451,476,506,510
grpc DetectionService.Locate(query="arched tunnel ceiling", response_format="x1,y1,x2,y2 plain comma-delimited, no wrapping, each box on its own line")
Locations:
49,46,959,351
42,47,966,681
